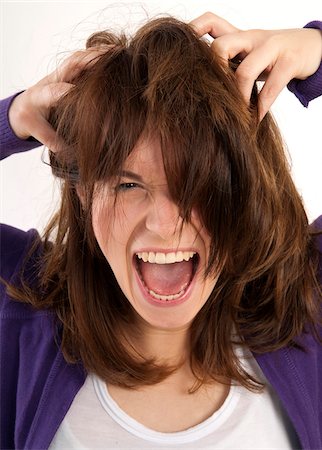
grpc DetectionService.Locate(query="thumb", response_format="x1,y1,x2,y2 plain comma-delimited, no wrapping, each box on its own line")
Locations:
28,115,65,153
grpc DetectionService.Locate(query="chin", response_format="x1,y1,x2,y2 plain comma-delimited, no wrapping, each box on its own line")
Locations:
131,289,205,331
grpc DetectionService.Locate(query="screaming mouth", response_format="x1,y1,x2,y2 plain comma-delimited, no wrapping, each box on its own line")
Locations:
134,251,199,302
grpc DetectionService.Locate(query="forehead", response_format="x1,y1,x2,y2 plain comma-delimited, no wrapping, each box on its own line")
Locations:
123,134,165,176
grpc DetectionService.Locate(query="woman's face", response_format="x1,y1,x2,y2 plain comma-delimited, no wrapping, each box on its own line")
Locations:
92,135,218,330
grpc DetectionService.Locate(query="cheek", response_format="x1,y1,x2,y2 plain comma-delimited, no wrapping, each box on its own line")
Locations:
91,198,117,259
91,197,134,258
92,202,109,245
92,200,135,299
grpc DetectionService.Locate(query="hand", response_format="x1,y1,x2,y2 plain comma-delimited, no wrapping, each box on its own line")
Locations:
8,47,110,152
190,12,322,120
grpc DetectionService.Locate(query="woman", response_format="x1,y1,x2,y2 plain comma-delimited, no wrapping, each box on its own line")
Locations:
1,12,322,450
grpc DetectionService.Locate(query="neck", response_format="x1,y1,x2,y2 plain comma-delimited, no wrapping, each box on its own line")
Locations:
131,314,191,366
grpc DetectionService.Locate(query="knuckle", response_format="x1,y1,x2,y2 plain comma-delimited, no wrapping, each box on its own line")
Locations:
204,11,216,20
235,64,255,82
266,35,297,66
64,51,86,68
71,50,86,59
262,84,277,100
211,39,227,55
47,83,64,100
279,51,298,70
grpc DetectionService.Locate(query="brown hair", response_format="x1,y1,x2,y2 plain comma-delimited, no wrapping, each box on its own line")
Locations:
5,16,322,392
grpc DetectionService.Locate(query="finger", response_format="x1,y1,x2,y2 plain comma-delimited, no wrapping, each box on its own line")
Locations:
189,12,238,38
258,60,295,121
37,46,111,86
234,46,277,103
26,83,73,151
40,82,75,110
28,116,64,152
210,33,254,65
39,83,74,151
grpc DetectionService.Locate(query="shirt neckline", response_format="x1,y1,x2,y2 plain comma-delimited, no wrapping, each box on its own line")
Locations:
92,374,240,444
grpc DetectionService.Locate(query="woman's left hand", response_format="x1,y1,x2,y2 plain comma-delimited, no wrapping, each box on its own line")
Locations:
190,12,322,120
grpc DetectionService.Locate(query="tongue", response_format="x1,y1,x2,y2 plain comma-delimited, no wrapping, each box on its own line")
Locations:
139,260,193,295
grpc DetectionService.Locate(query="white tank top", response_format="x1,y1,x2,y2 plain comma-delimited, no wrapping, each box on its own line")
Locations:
49,348,300,449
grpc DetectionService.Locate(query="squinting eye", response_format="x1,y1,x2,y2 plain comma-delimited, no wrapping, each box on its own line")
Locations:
115,182,140,192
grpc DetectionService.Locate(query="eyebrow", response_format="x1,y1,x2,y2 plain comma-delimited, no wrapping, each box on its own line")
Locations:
118,170,143,182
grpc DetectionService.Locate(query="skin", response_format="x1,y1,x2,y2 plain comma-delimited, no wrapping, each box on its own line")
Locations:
89,133,228,431
6,13,322,429
190,12,322,120
92,133,216,357
92,133,217,334
92,137,229,432
8,13,322,147
9,14,321,355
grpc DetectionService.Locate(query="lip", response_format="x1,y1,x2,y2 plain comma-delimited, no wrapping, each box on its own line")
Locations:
132,253,199,308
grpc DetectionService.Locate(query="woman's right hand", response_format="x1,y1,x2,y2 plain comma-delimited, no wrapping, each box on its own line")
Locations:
8,47,110,152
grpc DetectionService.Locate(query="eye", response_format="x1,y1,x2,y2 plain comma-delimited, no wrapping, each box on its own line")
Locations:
115,182,140,192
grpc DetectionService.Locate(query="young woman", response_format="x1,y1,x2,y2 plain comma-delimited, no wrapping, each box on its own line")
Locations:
1,12,322,450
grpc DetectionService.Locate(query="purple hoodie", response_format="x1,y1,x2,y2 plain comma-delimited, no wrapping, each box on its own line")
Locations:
1,22,322,449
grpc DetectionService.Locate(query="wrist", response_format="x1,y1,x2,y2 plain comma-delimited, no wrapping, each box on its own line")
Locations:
8,92,31,140
287,20,322,106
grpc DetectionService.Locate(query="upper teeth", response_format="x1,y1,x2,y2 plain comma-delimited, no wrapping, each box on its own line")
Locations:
136,251,196,264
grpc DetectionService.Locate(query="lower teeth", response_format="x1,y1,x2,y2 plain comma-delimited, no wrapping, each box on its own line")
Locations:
136,264,191,301
148,288,185,301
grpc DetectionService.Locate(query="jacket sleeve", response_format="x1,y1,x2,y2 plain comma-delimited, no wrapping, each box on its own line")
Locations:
0,93,44,286
0,93,42,160
287,20,322,106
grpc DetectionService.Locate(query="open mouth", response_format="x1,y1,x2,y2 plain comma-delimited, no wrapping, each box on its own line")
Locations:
134,250,199,303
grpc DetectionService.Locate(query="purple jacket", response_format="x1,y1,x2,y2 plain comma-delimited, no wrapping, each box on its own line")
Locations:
1,23,322,449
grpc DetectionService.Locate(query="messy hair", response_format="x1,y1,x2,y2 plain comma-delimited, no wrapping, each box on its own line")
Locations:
6,16,322,392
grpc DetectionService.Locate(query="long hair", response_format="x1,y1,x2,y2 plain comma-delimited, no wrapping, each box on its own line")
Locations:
5,16,322,392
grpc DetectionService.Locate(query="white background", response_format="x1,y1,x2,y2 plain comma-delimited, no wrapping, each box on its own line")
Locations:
1,0,322,232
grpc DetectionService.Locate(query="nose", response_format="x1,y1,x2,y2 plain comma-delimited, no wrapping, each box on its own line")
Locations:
145,192,182,241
